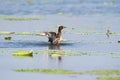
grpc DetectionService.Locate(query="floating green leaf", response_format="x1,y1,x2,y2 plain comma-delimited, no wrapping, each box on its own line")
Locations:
4,36,12,40
13,50,33,57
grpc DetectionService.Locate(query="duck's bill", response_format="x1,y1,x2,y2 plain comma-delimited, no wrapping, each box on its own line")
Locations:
63,26,67,28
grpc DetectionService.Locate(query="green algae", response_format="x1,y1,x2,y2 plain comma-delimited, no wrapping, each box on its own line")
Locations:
112,56,120,58
0,15,44,21
2,16,42,21
49,51,63,58
14,69,120,75
14,69,83,74
109,52,120,55
16,32,32,35
0,31,15,35
3,17,41,21
88,70,120,75
97,77,120,80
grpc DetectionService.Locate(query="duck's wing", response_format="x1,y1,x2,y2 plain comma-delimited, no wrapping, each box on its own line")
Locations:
36,32,56,37
47,32,57,43
35,32,47,36
35,32,57,44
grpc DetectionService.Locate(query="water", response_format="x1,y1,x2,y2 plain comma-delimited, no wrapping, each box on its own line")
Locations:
0,0,120,15
0,0,120,80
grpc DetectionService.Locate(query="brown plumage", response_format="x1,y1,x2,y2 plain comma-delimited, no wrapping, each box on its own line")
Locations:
44,25,66,45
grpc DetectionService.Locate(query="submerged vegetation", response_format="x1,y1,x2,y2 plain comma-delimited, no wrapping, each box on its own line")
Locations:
15,69,81,74
0,15,44,21
4,17,41,20
16,32,32,35
14,69,120,80
0,31,15,35
14,69,120,75
97,77,120,80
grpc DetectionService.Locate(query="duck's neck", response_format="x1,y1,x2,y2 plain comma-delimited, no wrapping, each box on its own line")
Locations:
58,28,62,33
56,29,62,38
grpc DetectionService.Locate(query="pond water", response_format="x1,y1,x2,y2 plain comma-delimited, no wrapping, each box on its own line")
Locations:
0,0,120,80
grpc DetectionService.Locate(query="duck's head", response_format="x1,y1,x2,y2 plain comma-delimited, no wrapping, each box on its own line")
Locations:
58,25,66,31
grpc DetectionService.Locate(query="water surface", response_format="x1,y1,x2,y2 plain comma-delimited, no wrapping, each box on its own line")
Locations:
0,0,120,80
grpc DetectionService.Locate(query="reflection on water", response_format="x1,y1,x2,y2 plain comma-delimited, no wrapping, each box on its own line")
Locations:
48,44,62,63
48,44,61,50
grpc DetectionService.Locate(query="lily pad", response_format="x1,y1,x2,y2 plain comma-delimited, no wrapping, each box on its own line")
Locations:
4,36,12,40
12,50,33,56
118,40,120,43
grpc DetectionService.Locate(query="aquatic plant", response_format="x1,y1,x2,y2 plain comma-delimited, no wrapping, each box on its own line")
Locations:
0,15,45,21
49,53,63,58
14,69,82,74
4,36,12,40
109,52,120,55
88,70,120,75
16,32,32,35
14,69,120,75
12,50,33,56
0,31,15,34
118,40,120,43
97,77,120,80
112,56,120,58
3,17,41,21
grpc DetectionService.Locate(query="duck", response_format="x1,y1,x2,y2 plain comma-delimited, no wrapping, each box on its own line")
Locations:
40,25,66,45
